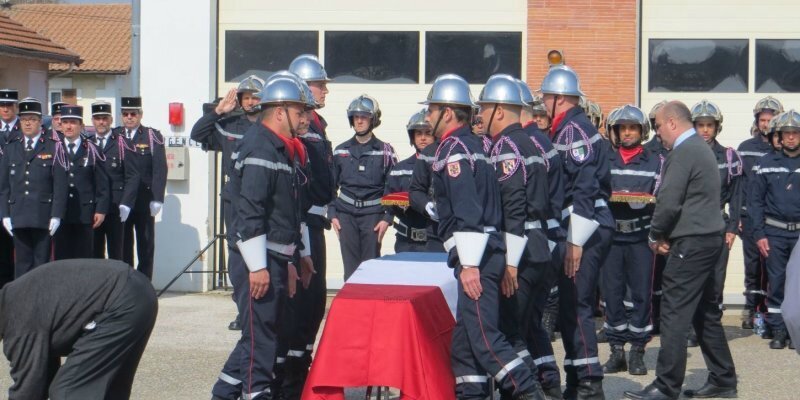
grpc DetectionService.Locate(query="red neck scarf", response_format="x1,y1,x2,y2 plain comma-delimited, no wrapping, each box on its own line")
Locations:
440,124,464,142
272,132,307,166
619,145,643,165
310,111,322,132
550,111,567,139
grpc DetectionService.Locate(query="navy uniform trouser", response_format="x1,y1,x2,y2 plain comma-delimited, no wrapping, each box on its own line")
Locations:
54,223,94,260
123,190,155,280
741,215,767,311
765,234,799,332
651,254,666,329
212,249,288,400
601,239,654,347
94,206,125,260
559,226,613,385
0,228,14,287
13,227,51,278
452,249,538,399
337,212,383,280
713,242,731,309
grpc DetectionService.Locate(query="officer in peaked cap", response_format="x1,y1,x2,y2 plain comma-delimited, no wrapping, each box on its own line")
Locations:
0,97,68,277
90,101,138,262
50,101,68,134
113,96,167,280
0,89,20,145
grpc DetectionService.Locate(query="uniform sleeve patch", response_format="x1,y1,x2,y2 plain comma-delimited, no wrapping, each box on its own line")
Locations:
447,161,461,178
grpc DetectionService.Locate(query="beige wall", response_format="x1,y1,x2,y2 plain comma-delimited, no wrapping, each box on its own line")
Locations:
0,56,49,101
49,74,131,121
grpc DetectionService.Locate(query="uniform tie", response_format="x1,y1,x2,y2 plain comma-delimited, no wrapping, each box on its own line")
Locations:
98,137,105,150
26,138,33,151
68,142,76,157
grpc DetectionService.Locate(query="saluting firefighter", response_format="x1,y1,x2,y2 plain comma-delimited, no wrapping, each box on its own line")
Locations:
542,65,613,400
686,100,743,347
479,74,553,400
385,109,439,252
424,74,542,400
191,74,263,331
91,101,139,261
329,95,396,280
737,96,784,330
749,110,800,350
0,97,67,277
113,97,167,280
600,105,663,377
52,105,110,260
210,75,306,400
0,89,19,287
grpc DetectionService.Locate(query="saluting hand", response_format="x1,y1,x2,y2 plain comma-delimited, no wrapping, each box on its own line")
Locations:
215,88,238,115
250,269,270,299
460,267,482,300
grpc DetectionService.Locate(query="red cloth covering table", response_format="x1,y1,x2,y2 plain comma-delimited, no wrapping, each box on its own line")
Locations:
302,253,457,400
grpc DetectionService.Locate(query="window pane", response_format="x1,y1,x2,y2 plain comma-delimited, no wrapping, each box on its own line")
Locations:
648,39,748,92
324,31,419,83
224,30,318,82
756,39,800,93
426,32,521,84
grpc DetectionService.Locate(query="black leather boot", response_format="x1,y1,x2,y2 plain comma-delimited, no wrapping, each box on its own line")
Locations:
687,328,698,347
602,345,626,373
741,308,754,330
576,379,605,400
628,345,647,375
596,327,608,343
228,313,242,331
770,329,788,349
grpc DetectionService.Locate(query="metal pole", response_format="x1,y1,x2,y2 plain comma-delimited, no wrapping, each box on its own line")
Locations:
131,0,141,96
157,234,223,297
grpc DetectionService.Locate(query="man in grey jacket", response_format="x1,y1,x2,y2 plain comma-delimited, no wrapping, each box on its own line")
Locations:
624,102,737,400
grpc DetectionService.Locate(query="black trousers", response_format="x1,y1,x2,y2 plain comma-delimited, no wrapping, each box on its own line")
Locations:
653,234,736,398
0,228,14,287
741,215,767,310
601,239,655,346
48,270,158,400
123,192,155,280
13,228,51,278
54,223,94,260
94,207,125,260
337,212,383,280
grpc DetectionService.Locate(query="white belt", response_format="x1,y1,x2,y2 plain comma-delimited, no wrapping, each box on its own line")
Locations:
524,219,560,230
308,205,328,216
562,199,608,220
267,241,296,257
443,227,497,252
339,193,382,208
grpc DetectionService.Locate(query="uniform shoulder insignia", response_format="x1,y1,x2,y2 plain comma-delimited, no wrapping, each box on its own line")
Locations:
447,161,461,178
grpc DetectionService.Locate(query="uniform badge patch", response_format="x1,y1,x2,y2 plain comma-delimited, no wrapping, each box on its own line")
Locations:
502,159,516,175
447,161,461,178
571,145,587,162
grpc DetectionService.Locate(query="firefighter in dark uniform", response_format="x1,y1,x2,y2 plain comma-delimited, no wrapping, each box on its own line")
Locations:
687,100,743,347
329,95,396,280
210,75,307,400
738,96,784,329
750,109,800,350
0,97,67,277
599,105,662,376
114,97,167,280
52,105,109,260
288,55,336,377
91,101,139,260
541,66,613,400
643,100,668,335
0,89,19,287
386,109,438,253
49,101,67,135
192,75,263,331
518,80,565,397
479,74,552,400
422,74,541,400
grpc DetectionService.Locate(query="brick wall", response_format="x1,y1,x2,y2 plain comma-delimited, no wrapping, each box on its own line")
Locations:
527,0,638,121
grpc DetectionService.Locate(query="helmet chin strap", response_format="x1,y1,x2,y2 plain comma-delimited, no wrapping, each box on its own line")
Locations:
284,106,298,138
431,109,445,139
485,104,498,136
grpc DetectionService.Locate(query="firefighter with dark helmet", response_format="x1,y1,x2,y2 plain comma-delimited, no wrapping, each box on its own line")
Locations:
600,105,662,377
749,109,800,350
738,95,784,330
541,65,613,400
329,95,396,280
384,109,440,252
644,101,668,157
689,100,743,347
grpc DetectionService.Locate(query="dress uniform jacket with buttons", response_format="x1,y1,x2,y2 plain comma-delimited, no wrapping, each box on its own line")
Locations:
329,135,395,222
63,139,110,224
299,111,335,229
190,111,252,178
737,136,773,215
0,133,67,228
90,132,139,209
711,140,743,234
231,123,302,251
0,119,20,148
386,154,429,239
749,151,800,240
490,123,552,262
112,126,167,203
551,107,614,230
608,147,663,243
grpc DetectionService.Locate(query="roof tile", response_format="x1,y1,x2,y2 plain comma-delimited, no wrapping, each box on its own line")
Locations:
0,12,80,63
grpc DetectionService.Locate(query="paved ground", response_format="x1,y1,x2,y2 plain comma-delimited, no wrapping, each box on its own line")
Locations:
1,291,797,399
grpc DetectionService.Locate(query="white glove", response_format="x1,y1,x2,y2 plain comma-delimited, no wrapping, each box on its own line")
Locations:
149,201,163,217
119,205,131,222
425,201,439,222
49,218,61,236
2,218,12,236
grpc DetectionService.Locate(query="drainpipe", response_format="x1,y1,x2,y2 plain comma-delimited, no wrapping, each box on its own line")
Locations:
131,0,141,96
